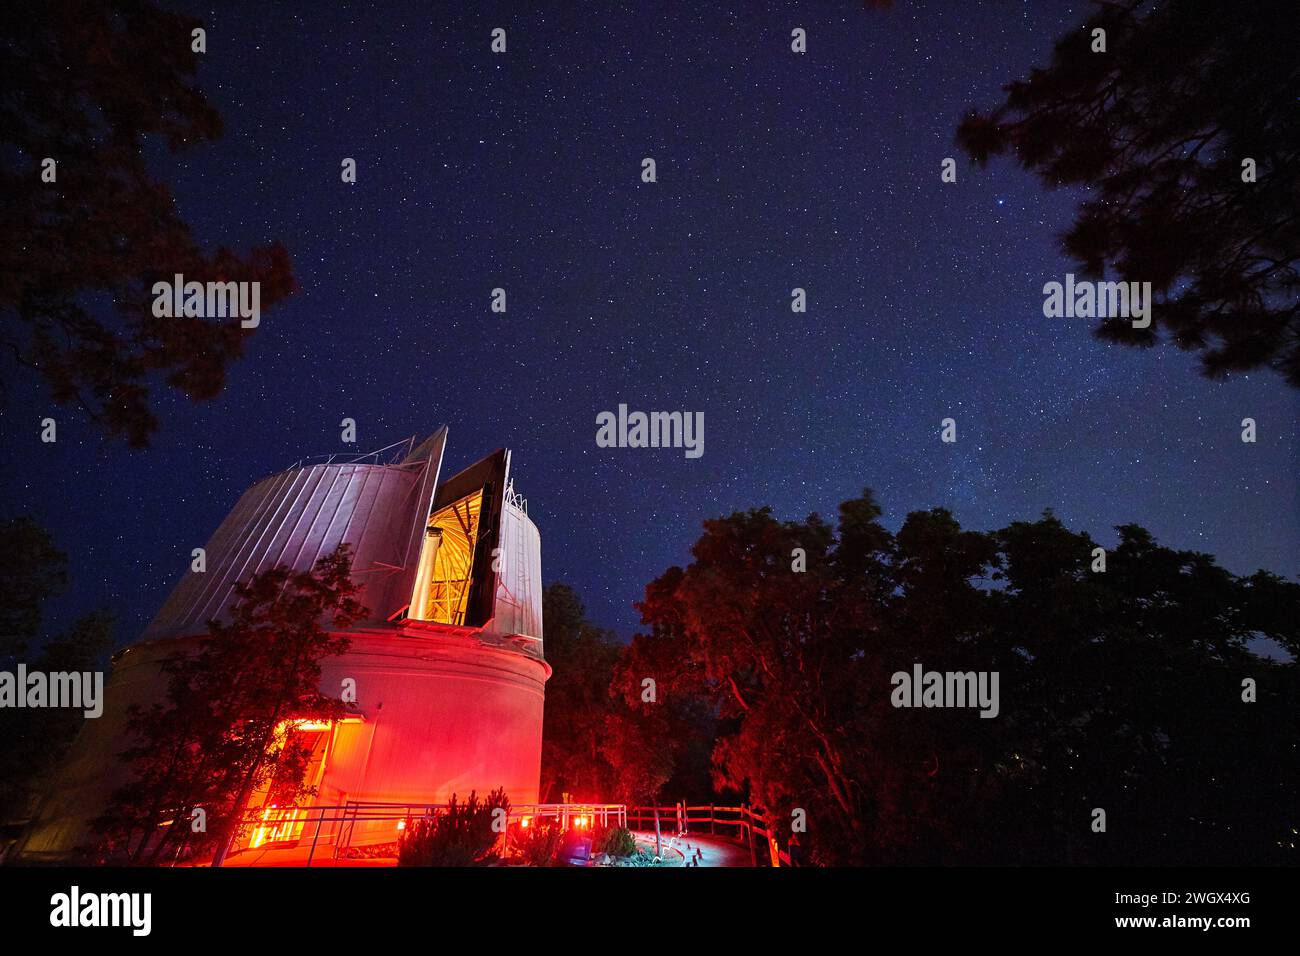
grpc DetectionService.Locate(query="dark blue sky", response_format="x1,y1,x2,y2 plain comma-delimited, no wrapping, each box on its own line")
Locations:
3,0,1296,645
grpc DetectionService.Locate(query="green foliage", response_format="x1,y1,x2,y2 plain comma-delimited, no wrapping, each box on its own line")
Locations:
539,584,624,802
0,517,69,659
541,582,719,809
511,818,566,867
594,825,638,858
0,1,296,446
94,544,364,864
0,518,115,825
956,0,1300,385
636,492,1300,865
398,789,510,867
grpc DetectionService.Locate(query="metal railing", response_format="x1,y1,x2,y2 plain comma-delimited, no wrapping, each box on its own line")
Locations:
287,437,419,470
228,801,627,866
226,800,793,867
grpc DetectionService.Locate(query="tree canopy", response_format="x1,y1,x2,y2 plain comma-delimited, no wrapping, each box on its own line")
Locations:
957,0,1299,384
1,0,294,446
626,494,1298,864
538,584,624,803
0,518,114,829
94,544,363,865
539,583,718,808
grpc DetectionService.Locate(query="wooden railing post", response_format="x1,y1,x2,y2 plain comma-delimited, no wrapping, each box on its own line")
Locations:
745,804,757,866
767,810,781,868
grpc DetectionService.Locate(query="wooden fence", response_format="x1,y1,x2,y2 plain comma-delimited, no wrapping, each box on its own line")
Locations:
628,804,793,866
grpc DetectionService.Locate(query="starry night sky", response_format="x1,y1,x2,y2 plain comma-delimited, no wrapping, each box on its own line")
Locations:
3,0,1296,646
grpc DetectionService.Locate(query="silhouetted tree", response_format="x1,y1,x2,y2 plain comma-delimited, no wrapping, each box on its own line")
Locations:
538,584,622,802
957,0,1300,384
539,582,720,816
0,0,295,446
94,544,363,865
0,517,70,658
638,493,1299,864
0,516,114,830
606,628,721,806
638,501,881,864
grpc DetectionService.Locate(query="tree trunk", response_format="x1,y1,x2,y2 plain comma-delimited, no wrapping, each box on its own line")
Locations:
209,804,245,868
212,643,304,867
210,732,276,867
653,806,662,859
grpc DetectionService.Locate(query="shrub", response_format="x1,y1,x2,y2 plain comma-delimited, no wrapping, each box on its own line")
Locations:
594,825,638,858
397,789,509,866
513,819,566,867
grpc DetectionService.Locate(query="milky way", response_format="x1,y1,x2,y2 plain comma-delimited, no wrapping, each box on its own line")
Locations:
3,1,1295,643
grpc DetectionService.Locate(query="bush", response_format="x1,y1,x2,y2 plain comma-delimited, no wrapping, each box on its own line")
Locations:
397,789,509,866
594,825,638,858
337,841,398,860
513,819,566,867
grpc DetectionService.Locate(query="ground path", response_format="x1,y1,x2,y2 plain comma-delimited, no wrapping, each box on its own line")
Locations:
211,829,755,868
630,830,752,867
